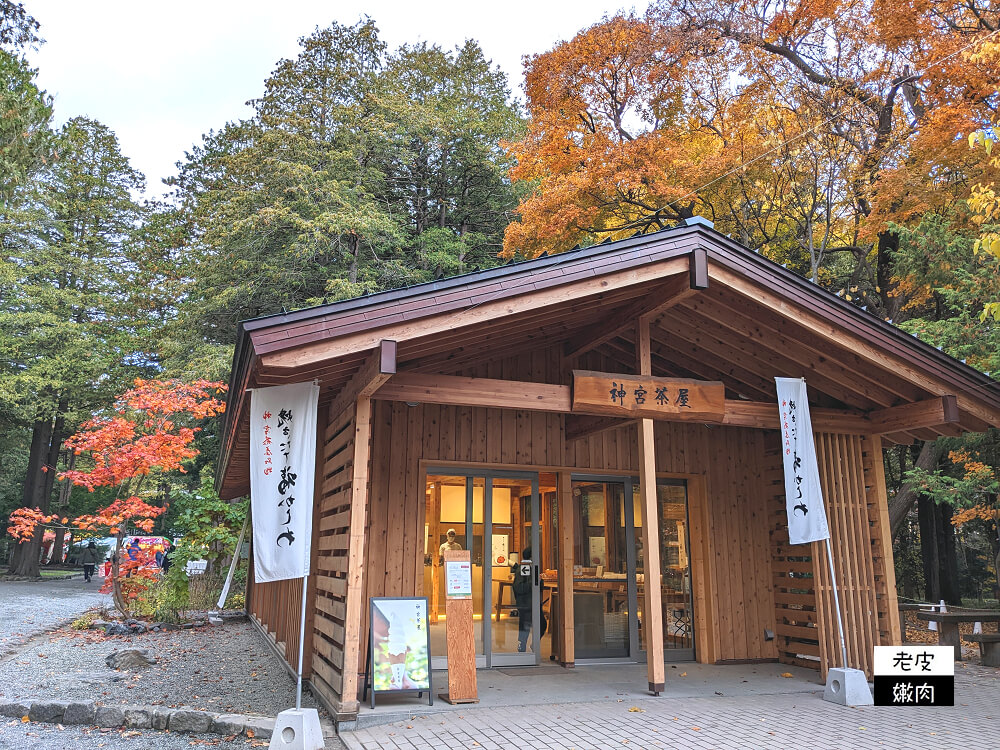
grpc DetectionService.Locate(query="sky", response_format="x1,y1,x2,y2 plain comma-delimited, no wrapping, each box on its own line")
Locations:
24,1,647,196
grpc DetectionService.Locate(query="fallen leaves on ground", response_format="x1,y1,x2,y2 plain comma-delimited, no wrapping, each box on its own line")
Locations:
628,706,645,712
780,673,794,678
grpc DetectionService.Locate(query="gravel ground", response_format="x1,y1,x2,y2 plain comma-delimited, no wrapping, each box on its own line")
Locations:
0,621,324,718
0,579,110,657
0,719,273,749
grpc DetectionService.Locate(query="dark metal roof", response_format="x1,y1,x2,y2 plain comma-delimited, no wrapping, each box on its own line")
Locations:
231,220,1000,399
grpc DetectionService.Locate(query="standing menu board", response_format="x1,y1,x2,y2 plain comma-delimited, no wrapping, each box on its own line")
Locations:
365,597,433,708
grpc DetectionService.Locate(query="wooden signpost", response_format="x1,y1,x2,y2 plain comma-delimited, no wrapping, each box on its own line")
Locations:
440,549,479,704
571,370,725,422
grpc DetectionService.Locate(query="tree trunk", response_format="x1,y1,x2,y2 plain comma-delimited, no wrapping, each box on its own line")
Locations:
890,440,943,537
51,527,66,566
937,503,962,606
50,451,76,566
8,416,54,577
348,234,359,284
918,495,963,605
919,494,940,602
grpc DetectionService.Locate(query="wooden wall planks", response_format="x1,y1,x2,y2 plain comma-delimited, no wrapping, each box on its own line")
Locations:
353,351,780,678
767,430,901,679
248,349,901,716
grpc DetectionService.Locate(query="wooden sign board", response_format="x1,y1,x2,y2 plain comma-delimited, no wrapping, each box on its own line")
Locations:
572,370,725,422
440,549,479,704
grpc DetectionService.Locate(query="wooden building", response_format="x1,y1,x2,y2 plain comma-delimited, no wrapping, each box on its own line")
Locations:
217,218,1000,721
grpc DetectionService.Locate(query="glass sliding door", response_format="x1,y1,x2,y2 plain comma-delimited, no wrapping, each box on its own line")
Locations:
423,469,692,667
424,474,486,668
425,468,546,668
634,480,694,660
570,478,640,660
487,474,540,666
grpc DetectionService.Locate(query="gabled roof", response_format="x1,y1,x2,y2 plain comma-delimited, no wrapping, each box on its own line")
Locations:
217,220,1000,499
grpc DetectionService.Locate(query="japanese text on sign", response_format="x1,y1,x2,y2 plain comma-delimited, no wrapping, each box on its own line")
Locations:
572,371,725,422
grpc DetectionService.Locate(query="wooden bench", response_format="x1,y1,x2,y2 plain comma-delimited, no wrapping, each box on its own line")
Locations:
916,610,1000,661
966,633,1000,667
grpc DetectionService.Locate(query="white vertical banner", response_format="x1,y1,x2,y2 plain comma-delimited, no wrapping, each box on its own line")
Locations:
775,377,830,545
249,382,319,583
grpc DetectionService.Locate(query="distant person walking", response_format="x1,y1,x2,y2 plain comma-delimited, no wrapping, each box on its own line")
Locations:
79,541,101,583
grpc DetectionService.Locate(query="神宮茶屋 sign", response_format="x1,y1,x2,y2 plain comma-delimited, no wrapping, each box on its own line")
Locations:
571,370,725,422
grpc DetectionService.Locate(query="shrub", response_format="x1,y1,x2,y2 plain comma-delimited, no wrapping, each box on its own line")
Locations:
71,611,98,630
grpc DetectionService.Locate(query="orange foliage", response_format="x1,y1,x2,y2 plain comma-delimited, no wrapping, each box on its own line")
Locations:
61,378,226,491
6,378,225,614
504,1,1000,270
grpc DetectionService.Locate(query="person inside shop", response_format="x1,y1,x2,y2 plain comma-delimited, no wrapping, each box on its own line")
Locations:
513,546,546,652
438,528,462,560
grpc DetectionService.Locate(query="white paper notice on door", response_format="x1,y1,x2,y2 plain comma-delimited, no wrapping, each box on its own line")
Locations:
492,534,509,566
445,560,473,599
589,537,606,566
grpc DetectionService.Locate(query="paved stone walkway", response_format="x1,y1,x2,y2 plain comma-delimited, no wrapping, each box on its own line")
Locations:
342,664,998,749
0,578,109,657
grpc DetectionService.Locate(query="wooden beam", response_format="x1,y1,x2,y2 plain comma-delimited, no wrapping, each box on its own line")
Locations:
339,396,373,712
868,395,959,434
375,373,573,412
557,472,575,666
327,340,397,422
723,401,871,433
710,265,1000,427
636,318,665,694
564,273,693,360
676,295,911,408
377,373,883,436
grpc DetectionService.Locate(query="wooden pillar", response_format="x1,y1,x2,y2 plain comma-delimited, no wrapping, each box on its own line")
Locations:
557,471,575,666
637,317,665,694
339,396,373,711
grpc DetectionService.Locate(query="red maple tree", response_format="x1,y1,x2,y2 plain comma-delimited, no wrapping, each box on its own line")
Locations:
7,378,226,614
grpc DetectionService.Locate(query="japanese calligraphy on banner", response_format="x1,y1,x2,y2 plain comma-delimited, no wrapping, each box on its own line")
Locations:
775,377,830,545
571,370,725,421
249,382,320,583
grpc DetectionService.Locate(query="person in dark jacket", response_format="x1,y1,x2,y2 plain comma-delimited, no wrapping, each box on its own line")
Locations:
512,546,547,652
78,541,101,583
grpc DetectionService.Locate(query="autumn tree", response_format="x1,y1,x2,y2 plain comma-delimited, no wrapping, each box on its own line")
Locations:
2,116,155,576
505,2,1000,320
7,379,226,613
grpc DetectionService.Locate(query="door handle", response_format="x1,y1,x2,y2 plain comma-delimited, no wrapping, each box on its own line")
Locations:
534,564,539,587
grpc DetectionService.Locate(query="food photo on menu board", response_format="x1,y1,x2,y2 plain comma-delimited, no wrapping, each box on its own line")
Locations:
370,598,430,692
